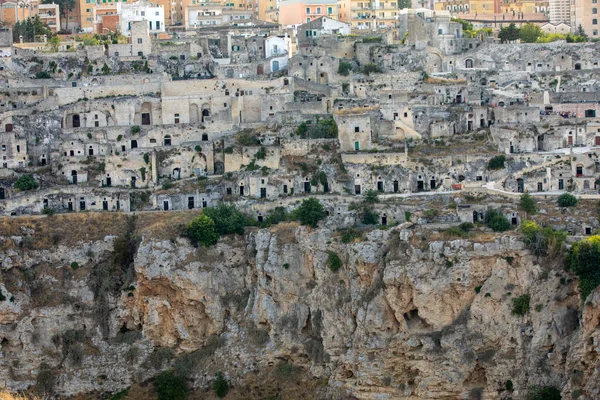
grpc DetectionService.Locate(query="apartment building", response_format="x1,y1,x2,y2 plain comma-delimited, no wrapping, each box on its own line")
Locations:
574,0,600,37
280,0,337,25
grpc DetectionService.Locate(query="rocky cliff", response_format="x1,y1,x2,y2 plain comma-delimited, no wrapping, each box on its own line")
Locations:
0,212,598,399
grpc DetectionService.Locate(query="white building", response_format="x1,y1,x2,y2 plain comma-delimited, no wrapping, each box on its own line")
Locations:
120,0,165,37
265,36,288,72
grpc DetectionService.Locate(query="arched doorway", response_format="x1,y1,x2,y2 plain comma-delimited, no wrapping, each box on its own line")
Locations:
71,170,78,184
72,114,80,128
190,104,199,123
173,168,181,179
163,135,172,146
201,104,210,123
465,59,473,69
140,102,152,125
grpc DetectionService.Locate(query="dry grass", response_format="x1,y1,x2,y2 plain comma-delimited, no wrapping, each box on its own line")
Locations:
0,391,40,400
333,105,379,115
425,77,467,85
0,213,128,250
136,211,201,240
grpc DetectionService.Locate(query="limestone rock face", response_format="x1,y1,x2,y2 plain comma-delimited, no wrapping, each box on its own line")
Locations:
0,222,598,399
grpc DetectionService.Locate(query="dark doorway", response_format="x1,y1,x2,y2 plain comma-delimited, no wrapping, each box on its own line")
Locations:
260,188,266,198
103,200,108,210
377,181,384,192
68,201,73,211
381,214,387,225
88,146,94,156
202,109,210,123
537,182,543,192
304,181,311,193
283,184,288,193
202,134,208,141
71,170,78,184
131,177,136,188
258,215,263,223
468,121,472,131
393,180,399,193
517,178,524,193
79,200,86,211
512,217,518,225
163,201,169,211
473,211,478,222
559,179,564,190
455,94,462,103
417,180,424,191
355,185,361,194
142,113,150,125
240,185,244,196
480,118,485,128
131,140,138,149
430,179,436,189
0,187,4,200
188,197,194,209
106,176,112,187
72,114,80,128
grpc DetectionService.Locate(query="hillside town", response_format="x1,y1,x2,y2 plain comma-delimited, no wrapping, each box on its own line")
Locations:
0,3,600,235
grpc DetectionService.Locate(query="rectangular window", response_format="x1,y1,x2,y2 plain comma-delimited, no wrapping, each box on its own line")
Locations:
328,7,332,13
141,11,145,16
174,114,180,124
138,38,143,44
354,126,359,132
316,7,321,13
156,21,160,29
306,7,310,13
149,21,153,30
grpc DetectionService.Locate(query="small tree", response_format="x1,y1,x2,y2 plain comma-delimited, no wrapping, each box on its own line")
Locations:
512,294,531,316
485,209,511,232
498,23,520,43
213,372,229,398
557,193,578,207
48,35,61,52
326,251,342,272
364,190,379,204
526,386,562,400
14,175,39,191
487,155,506,170
361,206,378,225
519,23,543,43
186,214,219,247
203,204,249,235
519,193,537,216
154,370,188,400
293,197,326,228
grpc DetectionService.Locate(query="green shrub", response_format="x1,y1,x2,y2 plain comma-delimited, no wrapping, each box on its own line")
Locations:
70,262,80,270
521,220,566,257
143,153,150,164
474,286,482,293
565,235,600,300
144,347,175,369
187,214,219,247
224,146,233,154
361,206,378,225
213,372,229,398
364,189,379,203
203,204,249,235
292,197,326,228
35,362,55,395
194,145,202,152
362,63,382,75
237,131,260,146
485,209,511,232
162,181,175,190
42,207,56,216
512,294,531,316
327,251,342,272
338,60,352,76
487,155,506,170
340,228,363,243
526,385,562,400
557,193,578,207
131,125,140,134
506,380,513,391
264,206,289,226
535,304,543,312
35,71,51,79
404,211,412,222
153,370,188,400
519,193,537,215
255,146,267,160
14,175,39,191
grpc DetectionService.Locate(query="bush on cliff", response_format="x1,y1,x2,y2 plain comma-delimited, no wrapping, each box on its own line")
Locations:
186,214,219,247
565,235,600,300
292,197,326,228
521,220,566,257
153,370,188,400
213,372,229,398
557,193,578,207
203,204,250,235
484,209,511,232
14,174,38,191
